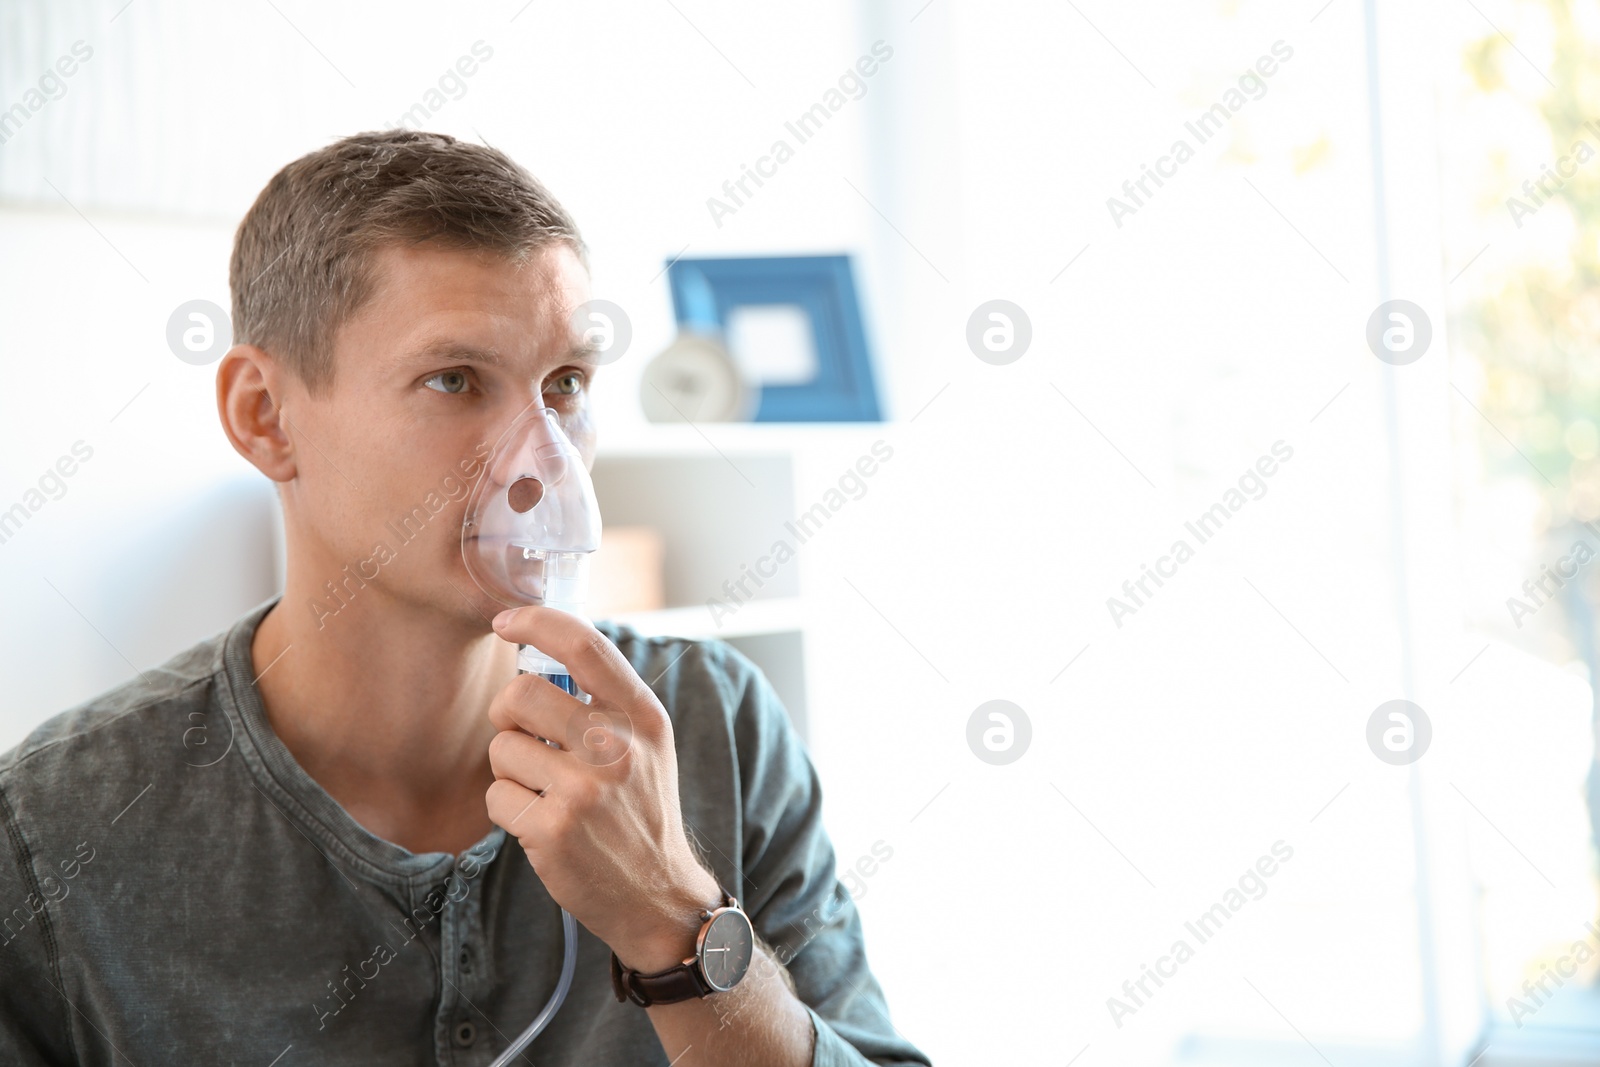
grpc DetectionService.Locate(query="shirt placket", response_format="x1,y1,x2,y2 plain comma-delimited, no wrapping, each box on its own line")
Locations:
432,857,493,1066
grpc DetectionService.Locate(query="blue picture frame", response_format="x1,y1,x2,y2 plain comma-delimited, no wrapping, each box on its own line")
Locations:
665,254,882,422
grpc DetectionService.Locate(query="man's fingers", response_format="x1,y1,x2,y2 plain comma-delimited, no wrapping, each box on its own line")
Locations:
485,777,551,835
490,676,639,771
487,727,565,793
488,670,581,741
492,607,654,711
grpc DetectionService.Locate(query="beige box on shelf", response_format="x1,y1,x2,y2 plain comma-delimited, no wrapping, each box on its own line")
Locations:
590,525,666,617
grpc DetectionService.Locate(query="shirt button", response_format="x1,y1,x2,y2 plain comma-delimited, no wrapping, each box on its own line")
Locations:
458,945,473,975
452,1020,477,1048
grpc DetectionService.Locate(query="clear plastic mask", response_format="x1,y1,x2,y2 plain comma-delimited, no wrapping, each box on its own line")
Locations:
461,403,601,675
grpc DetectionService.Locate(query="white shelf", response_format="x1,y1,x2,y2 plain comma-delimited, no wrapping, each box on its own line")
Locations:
587,439,836,741
603,596,805,641
595,420,893,458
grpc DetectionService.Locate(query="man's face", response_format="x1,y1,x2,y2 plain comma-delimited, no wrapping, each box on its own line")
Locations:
284,240,596,627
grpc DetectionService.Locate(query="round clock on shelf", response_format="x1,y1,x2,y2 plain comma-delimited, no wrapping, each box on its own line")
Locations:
639,331,753,423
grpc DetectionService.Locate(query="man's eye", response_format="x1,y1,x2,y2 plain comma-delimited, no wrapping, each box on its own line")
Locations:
545,371,585,396
424,370,471,394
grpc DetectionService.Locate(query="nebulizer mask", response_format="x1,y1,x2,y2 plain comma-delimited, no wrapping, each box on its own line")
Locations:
461,401,600,1063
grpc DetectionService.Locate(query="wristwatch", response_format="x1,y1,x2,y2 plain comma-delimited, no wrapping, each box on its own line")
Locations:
610,889,754,1006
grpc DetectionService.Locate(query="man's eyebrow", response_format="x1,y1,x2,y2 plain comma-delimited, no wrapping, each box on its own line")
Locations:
567,337,601,364
399,339,599,370
401,340,506,368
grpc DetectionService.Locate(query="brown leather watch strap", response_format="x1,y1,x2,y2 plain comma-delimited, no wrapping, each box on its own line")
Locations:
610,889,734,1007
610,948,713,1007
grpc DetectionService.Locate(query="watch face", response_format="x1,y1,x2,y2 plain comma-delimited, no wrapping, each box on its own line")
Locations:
698,908,754,992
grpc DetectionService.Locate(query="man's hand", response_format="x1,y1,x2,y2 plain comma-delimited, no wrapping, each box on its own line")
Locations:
483,606,723,972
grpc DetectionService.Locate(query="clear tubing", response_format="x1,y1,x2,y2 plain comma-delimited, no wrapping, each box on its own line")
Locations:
485,663,584,1065
487,907,578,1066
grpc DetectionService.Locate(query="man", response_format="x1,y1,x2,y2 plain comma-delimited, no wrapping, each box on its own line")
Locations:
0,130,929,1066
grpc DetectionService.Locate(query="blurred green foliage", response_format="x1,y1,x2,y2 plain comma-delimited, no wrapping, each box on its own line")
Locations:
1456,1,1600,527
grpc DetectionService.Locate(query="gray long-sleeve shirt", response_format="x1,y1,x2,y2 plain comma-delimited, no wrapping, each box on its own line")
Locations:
0,594,930,1066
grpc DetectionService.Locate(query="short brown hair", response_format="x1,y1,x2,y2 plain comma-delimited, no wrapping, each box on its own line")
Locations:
229,129,587,396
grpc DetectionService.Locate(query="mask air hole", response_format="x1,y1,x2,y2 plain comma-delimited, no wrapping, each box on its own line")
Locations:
508,477,544,514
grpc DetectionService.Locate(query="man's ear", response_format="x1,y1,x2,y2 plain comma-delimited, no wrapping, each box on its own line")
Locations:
217,344,297,483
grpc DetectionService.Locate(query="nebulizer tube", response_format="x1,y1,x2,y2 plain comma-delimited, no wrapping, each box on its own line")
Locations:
461,401,602,1065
